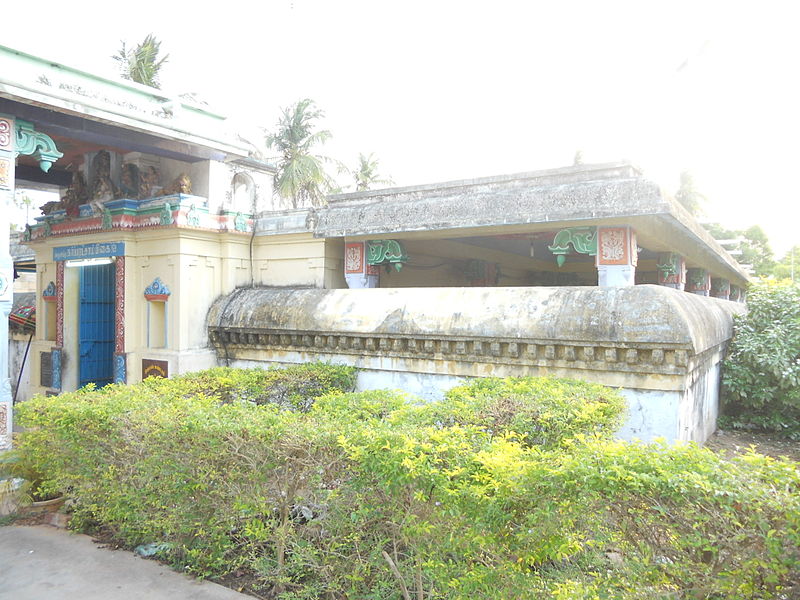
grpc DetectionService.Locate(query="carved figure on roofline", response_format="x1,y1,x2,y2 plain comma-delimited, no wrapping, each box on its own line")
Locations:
159,173,192,196
40,169,87,217
139,166,160,198
61,170,88,217
89,150,118,214
119,163,140,199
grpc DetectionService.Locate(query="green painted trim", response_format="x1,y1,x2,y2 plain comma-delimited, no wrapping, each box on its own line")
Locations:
14,119,63,172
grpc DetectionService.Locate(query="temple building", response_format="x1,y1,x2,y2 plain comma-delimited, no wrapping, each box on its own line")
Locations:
1,44,747,446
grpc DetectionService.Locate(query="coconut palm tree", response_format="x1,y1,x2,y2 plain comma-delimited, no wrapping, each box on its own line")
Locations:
266,99,335,208
352,153,393,192
113,34,169,89
674,170,706,216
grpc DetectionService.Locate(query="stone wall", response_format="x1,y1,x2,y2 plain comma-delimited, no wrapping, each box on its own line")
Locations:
207,285,744,443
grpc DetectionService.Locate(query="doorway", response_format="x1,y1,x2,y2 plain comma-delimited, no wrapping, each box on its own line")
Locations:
78,262,115,388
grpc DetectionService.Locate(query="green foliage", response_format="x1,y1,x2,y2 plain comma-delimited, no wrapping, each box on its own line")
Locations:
113,34,169,88
12,369,799,599
674,170,706,216
772,245,799,281
722,280,800,438
705,222,776,277
174,362,357,411
351,152,393,192
413,376,626,449
266,99,336,208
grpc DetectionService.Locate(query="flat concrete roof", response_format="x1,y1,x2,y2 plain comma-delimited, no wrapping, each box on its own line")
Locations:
316,162,750,285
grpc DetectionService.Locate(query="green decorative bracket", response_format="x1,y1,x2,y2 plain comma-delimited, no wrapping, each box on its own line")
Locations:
656,253,680,278
15,120,63,173
547,227,597,267
367,239,408,272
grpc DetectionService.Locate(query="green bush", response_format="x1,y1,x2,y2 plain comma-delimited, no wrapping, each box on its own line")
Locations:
722,280,800,438
173,362,357,410
13,368,799,599
410,376,626,448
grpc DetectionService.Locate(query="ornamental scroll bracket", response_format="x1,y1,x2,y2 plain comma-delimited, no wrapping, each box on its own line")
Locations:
547,227,597,267
367,239,408,272
15,120,63,173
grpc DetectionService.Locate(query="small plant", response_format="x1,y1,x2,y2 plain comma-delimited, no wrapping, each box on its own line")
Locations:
0,448,61,503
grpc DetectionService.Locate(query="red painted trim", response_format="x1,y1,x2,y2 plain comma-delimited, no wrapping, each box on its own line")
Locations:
56,262,64,347
115,257,125,354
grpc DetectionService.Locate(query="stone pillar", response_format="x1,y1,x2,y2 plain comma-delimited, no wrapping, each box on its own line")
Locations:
710,277,730,300
0,116,15,450
344,241,379,288
686,268,711,296
656,252,687,291
596,226,637,287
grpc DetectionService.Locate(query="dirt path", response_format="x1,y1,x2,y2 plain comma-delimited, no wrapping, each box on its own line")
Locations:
705,429,800,462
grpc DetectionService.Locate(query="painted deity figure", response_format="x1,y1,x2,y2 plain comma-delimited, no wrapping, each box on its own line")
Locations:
159,173,192,196
89,150,117,214
61,170,88,218
139,166,160,198
119,163,140,199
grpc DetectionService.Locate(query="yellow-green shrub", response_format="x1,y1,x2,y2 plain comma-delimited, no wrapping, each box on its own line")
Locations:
13,368,799,599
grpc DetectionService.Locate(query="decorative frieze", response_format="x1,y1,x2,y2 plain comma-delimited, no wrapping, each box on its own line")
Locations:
596,226,637,287
344,241,379,289
208,326,697,376
115,257,126,354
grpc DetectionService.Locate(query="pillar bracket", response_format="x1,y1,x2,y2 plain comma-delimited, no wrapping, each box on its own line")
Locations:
548,227,597,267
14,120,63,173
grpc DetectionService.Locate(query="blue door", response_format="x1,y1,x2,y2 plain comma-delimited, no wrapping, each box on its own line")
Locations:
79,263,116,388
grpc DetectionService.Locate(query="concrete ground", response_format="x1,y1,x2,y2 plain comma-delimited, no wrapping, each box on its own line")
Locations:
0,525,254,599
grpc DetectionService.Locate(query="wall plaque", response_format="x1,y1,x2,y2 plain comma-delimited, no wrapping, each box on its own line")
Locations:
142,359,168,379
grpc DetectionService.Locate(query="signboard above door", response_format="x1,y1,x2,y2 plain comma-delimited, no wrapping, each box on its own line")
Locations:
53,242,124,262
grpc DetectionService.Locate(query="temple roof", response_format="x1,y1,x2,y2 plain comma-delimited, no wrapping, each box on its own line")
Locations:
316,162,750,286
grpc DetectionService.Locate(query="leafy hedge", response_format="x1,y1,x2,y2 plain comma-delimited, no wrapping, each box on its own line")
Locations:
13,367,800,599
722,280,800,438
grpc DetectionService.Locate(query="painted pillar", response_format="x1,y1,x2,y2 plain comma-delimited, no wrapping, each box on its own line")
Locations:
0,116,15,450
344,241,379,288
710,277,730,300
686,268,711,296
596,226,637,287
656,252,687,291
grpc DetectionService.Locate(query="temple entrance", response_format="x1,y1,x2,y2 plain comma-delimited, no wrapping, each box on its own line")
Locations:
78,262,116,388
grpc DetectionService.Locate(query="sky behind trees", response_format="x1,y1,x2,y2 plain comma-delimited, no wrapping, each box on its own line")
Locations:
5,1,798,252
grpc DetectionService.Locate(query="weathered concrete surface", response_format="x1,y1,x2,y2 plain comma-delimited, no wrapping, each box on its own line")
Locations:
0,525,254,599
208,285,743,442
208,285,741,357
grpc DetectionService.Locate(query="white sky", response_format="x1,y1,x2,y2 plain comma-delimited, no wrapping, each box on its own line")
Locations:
5,1,799,254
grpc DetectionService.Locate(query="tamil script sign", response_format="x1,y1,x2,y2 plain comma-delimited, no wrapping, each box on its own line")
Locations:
142,359,168,379
54,242,124,261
